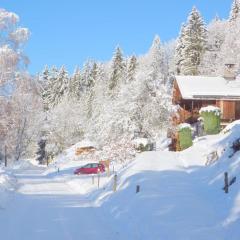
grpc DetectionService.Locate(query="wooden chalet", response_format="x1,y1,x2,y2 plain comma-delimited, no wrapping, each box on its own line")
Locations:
172,64,240,126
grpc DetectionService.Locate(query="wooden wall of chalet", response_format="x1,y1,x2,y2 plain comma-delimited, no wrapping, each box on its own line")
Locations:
172,80,182,104
236,101,240,119
216,100,236,120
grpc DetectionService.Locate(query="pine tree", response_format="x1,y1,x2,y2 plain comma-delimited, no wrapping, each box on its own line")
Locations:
36,138,46,165
174,24,187,74
146,35,166,93
44,66,58,108
68,66,82,99
82,60,94,92
200,17,226,75
109,46,126,91
43,66,69,108
229,0,240,22
180,7,207,75
40,66,50,111
127,55,137,82
89,62,98,88
86,62,98,118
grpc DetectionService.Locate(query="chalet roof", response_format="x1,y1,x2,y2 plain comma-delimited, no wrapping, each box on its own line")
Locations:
175,75,240,100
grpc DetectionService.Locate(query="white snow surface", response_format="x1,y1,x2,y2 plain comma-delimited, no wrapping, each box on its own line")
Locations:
132,137,149,147
178,122,192,130
1,121,240,239
0,167,16,209
200,105,221,115
175,75,240,99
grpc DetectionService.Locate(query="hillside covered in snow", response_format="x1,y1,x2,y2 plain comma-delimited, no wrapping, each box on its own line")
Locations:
1,121,240,240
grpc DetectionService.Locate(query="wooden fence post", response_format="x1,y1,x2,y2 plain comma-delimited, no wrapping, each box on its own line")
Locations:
113,174,117,192
224,172,229,194
98,173,100,189
4,145,7,167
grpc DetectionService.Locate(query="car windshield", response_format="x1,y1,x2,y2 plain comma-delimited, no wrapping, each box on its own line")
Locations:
83,164,91,168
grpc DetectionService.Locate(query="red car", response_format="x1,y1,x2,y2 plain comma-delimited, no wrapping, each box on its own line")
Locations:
74,163,105,175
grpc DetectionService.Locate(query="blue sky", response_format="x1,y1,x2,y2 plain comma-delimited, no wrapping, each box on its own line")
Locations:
0,0,233,74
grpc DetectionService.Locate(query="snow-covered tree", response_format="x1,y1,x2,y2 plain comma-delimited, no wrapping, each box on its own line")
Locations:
86,62,98,118
174,24,187,74
216,18,240,72
0,9,41,162
178,7,207,75
0,9,29,90
229,0,240,22
145,35,166,93
81,60,95,92
68,66,82,100
109,46,126,91
39,66,50,110
200,18,227,75
46,66,69,108
36,137,46,165
127,55,137,82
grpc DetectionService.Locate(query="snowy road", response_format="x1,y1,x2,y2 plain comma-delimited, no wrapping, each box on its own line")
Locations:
0,168,117,240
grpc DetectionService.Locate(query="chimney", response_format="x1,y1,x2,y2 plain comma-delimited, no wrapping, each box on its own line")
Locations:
224,63,236,80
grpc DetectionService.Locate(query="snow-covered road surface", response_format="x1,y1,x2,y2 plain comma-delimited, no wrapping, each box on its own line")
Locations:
0,167,117,240
1,122,240,240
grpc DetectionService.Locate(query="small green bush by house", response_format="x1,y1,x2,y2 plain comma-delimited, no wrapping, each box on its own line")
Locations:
200,106,221,135
177,124,193,151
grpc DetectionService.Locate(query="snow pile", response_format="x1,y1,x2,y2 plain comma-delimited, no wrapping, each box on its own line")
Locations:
96,121,240,239
132,138,149,147
200,105,221,115
0,167,16,209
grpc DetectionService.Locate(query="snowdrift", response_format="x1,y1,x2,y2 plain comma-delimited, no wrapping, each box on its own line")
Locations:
96,120,240,240
0,167,16,209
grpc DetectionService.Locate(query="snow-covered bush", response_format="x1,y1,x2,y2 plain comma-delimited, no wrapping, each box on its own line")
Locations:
200,106,221,135
177,123,193,151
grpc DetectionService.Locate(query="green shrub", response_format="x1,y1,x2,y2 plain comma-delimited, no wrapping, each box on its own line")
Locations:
200,107,221,135
178,125,193,150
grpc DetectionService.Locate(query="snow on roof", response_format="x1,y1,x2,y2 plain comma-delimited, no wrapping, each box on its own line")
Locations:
132,138,149,147
74,140,96,148
175,75,240,100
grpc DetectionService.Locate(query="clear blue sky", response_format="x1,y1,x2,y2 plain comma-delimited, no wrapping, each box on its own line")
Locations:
0,0,233,74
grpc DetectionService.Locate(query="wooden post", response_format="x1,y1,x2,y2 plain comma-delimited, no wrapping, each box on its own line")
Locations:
4,145,7,167
224,172,229,194
97,172,100,189
113,174,117,192
136,185,140,193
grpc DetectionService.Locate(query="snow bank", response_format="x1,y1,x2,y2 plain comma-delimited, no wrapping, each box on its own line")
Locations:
96,120,240,239
0,167,16,209
132,138,149,147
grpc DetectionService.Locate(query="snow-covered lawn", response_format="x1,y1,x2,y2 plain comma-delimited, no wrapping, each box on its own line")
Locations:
1,121,240,239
